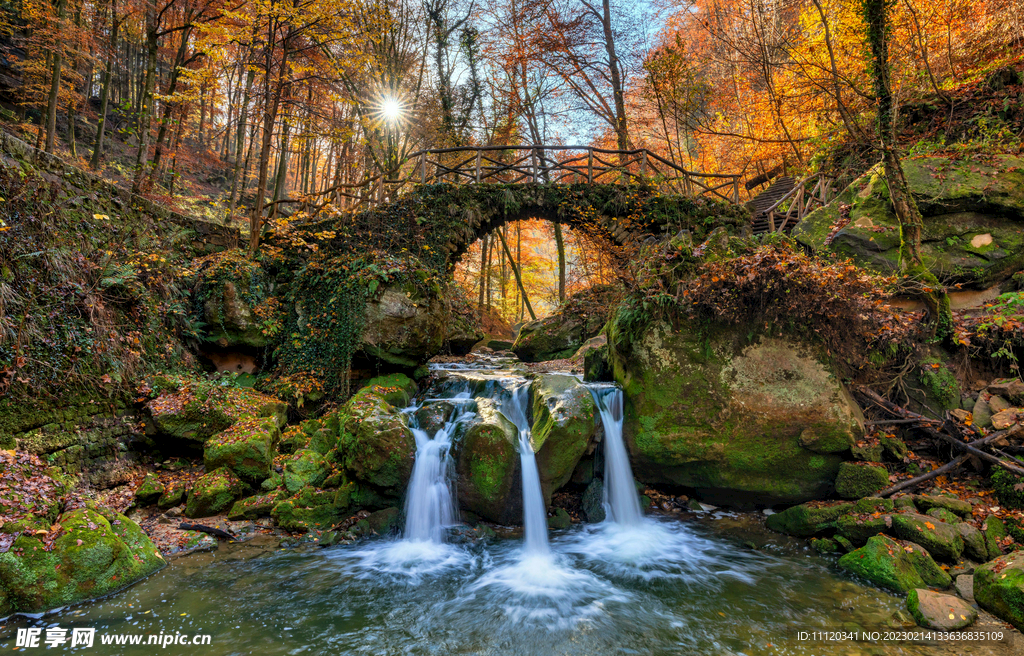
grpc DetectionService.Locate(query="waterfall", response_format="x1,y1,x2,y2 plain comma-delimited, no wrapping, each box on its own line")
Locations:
501,382,550,555
589,386,643,526
401,393,468,543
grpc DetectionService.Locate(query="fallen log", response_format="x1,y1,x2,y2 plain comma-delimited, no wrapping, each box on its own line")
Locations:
877,455,969,497
179,522,235,540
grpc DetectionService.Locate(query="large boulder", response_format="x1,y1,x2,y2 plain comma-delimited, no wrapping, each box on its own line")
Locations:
794,156,1024,290
336,376,417,497
530,375,597,502
891,513,964,562
974,550,1024,630
513,285,619,362
0,505,164,614
765,502,854,537
203,417,280,485
907,588,977,630
454,398,520,524
185,467,248,518
838,535,950,594
359,285,449,368
607,315,864,505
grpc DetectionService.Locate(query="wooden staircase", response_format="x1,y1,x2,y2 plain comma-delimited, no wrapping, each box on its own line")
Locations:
747,176,797,233
746,174,835,234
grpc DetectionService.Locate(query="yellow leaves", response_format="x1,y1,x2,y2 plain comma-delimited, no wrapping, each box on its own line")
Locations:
93,213,110,221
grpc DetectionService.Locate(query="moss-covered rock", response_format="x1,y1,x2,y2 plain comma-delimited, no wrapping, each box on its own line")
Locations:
157,480,189,509
974,550,1024,630
582,478,606,523
548,508,572,529
907,588,977,630
983,516,1008,560
336,377,416,495
891,513,964,562
415,401,455,435
835,462,889,499
812,537,840,554
991,468,1024,510
838,535,943,594
958,522,988,562
794,156,1024,290
927,507,961,525
365,507,402,535
185,467,248,518
284,449,327,493
203,417,280,484
530,375,596,502
607,316,863,505
228,492,284,520
271,487,349,532
0,506,164,613
903,542,953,589
915,494,973,518
134,474,165,506
836,513,892,546
765,502,854,537
454,398,520,524
512,286,619,362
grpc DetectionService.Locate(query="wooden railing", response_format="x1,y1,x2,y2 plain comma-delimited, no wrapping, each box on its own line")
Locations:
756,174,835,234
324,146,743,212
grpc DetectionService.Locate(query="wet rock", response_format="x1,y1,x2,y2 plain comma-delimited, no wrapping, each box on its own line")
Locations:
907,588,977,630
531,375,596,502
607,315,863,505
834,535,855,553
581,337,610,382
454,399,520,524
415,401,455,435
271,487,348,532
365,507,402,536
891,513,964,562
359,286,449,369
812,537,840,554
582,479,606,523
765,503,854,537
157,481,189,509
185,467,248,518
834,463,889,499
548,508,572,530
973,551,1024,630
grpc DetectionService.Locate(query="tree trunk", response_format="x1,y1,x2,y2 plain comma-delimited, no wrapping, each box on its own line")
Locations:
497,228,536,321
227,66,256,222
43,0,67,154
600,0,628,151
90,3,118,169
553,223,566,302
477,234,489,312
863,0,951,336
131,10,159,194
249,24,290,256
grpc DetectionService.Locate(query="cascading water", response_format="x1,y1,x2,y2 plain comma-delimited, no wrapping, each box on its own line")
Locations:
588,386,642,526
401,391,469,544
501,382,550,555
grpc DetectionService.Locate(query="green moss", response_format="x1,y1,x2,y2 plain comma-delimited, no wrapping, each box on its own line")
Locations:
337,387,414,493
974,551,1024,630
765,503,854,537
184,467,248,518
991,468,1024,510
203,417,279,484
271,487,348,532
835,462,889,499
891,513,964,562
531,375,596,501
228,492,283,520
836,513,891,546
134,474,165,506
838,535,927,594
284,449,328,493
0,507,164,614
455,400,518,523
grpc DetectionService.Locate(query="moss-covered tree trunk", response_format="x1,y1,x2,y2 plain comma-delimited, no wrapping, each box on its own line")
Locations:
862,0,951,337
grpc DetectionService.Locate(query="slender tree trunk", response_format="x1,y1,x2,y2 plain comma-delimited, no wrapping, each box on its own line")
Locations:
863,0,951,336
249,24,290,256
227,66,256,221
496,228,536,321
131,10,159,194
600,0,628,151
44,0,67,153
553,223,566,302
91,4,118,169
477,235,489,312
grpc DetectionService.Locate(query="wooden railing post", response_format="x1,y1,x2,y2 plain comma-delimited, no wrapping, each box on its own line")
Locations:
531,147,538,183
640,150,647,178
475,150,482,183
420,152,426,184
733,176,740,203
587,148,593,184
